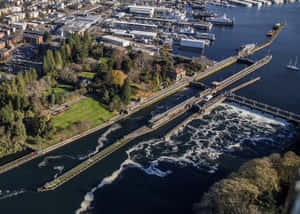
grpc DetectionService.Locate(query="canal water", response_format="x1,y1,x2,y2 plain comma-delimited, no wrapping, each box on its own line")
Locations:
0,3,300,214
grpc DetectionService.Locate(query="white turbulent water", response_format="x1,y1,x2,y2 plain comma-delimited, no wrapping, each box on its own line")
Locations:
75,103,295,214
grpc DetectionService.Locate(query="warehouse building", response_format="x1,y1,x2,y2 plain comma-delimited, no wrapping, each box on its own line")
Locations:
130,30,157,39
110,20,158,32
128,5,155,17
57,14,101,36
101,35,131,47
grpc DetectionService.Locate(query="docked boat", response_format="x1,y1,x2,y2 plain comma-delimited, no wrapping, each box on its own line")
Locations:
206,14,234,26
266,30,274,37
195,32,216,41
286,57,299,71
238,43,256,53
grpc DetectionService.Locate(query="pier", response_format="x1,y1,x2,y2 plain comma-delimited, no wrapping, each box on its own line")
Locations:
226,94,300,124
194,56,239,81
213,55,272,91
230,77,261,93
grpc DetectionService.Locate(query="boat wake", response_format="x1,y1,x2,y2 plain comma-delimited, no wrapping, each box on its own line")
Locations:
77,124,122,160
75,103,294,214
0,189,26,200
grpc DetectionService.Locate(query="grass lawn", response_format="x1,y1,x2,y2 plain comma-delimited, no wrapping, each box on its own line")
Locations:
79,72,96,79
46,83,74,96
53,97,114,131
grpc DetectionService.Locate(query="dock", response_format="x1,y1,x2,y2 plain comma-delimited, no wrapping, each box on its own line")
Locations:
230,77,261,93
214,55,272,91
194,56,239,81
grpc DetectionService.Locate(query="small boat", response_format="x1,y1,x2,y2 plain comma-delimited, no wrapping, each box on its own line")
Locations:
266,30,274,37
286,57,299,71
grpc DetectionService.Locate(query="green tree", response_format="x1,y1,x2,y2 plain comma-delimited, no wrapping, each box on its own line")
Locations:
0,105,14,125
54,50,63,70
43,31,51,42
46,50,57,78
121,78,131,104
102,89,110,104
42,56,50,75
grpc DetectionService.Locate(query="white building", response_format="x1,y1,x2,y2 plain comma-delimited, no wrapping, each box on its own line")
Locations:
130,30,157,39
128,5,155,17
101,35,131,47
57,14,101,36
180,38,205,49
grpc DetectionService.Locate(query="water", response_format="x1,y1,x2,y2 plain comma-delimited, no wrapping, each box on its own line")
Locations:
0,3,300,214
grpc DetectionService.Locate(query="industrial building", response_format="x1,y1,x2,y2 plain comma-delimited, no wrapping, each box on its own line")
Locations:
110,20,158,32
56,14,101,36
130,30,157,39
128,5,155,17
180,38,205,49
101,35,131,47
154,7,172,18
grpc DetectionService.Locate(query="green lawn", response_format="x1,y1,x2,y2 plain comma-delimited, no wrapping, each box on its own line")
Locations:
79,72,96,79
46,84,73,96
53,97,114,131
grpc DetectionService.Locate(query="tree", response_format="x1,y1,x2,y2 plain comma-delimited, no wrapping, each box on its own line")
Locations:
102,89,110,104
46,50,57,78
54,50,63,70
122,56,132,74
42,56,50,76
109,95,122,111
0,105,14,125
43,31,51,42
121,78,131,104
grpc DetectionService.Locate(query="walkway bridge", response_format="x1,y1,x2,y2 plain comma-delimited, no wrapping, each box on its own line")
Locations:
226,93,300,124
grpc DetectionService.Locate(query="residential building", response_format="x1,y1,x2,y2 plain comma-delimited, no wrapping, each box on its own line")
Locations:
23,30,43,45
169,68,186,81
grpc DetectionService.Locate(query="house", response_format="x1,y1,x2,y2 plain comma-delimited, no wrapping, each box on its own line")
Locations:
169,68,186,81
23,30,43,45
0,32,5,39
0,49,9,60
